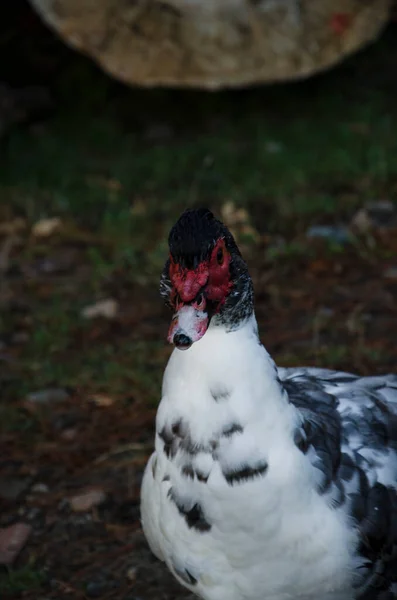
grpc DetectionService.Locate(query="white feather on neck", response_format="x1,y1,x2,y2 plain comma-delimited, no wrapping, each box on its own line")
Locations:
159,313,297,452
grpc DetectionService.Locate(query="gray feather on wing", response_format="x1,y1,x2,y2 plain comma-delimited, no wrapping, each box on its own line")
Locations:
278,367,397,598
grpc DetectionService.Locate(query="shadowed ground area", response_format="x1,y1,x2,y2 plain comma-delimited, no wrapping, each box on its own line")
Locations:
1,7,397,599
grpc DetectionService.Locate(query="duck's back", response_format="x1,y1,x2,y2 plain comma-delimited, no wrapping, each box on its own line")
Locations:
279,367,397,599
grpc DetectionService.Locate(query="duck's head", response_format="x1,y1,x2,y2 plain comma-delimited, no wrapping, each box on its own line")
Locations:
161,208,253,350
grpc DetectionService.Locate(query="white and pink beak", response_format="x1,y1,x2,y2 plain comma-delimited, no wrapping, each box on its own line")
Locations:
167,305,209,350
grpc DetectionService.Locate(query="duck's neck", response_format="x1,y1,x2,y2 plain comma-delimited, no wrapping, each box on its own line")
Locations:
163,312,288,426
211,259,254,333
171,311,262,369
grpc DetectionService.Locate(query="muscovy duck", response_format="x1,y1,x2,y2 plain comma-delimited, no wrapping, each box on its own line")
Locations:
140,208,397,600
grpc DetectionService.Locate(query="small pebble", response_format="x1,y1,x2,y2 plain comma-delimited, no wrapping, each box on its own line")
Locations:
351,200,396,231
24,507,42,522
350,208,373,233
366,199,394,213
60,428,78,441
0,523,32,566
26,388,70,404
306,225,351,244
31,483,49,494
85,580,107,598
69,488,107,512
126,566,138,582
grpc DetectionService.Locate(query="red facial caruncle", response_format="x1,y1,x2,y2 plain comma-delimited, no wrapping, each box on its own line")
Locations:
167,238,233,350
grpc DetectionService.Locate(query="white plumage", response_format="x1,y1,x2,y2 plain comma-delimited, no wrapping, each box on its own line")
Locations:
140,209,397,600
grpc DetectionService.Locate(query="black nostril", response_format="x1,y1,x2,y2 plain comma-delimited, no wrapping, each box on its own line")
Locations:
173,333,192,350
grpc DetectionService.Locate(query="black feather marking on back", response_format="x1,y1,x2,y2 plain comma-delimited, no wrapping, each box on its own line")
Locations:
223,461,268,486
181,464,195,479
283,375,342,495
222,423,243,437
167,487,211,532
211,387,231,402
180,436,218,456
339,452,356,482
354,484,397,599
158,426,177,459
195,470,209,483
293,427,310,454
158,419,219,459
279,367,397,598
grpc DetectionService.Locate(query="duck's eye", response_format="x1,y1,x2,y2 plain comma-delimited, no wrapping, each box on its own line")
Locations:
196,293,205,310
217,248,224,265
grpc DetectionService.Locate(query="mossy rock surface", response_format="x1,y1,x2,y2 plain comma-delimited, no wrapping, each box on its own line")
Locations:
29,0,392,88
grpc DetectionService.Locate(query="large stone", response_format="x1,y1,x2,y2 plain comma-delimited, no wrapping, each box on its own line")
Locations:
28,0,392,89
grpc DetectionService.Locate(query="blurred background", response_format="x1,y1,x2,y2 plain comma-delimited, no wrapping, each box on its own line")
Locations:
1,1,397,598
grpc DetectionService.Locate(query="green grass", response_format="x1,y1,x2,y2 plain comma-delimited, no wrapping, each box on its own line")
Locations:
2,27,397,407
0,566,46,595
3,32,397,239
4,90,396,225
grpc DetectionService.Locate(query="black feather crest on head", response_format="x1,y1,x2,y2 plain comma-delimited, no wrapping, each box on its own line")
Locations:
168,208,239,269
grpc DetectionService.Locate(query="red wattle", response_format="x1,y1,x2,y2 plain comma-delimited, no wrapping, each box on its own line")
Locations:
169,260,209,303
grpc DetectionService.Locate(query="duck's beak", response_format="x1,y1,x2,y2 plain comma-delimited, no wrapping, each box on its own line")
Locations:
167,305,209,350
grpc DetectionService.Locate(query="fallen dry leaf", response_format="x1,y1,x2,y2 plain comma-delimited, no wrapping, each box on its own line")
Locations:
69,488,107,512
32,217,62,237
90,394,115,407
220,201,260,243
81,298,119,319
350,208,373,233
0,523,32,566
221,201,250,227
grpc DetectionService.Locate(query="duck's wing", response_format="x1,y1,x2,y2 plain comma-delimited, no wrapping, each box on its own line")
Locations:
278,367,397,599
